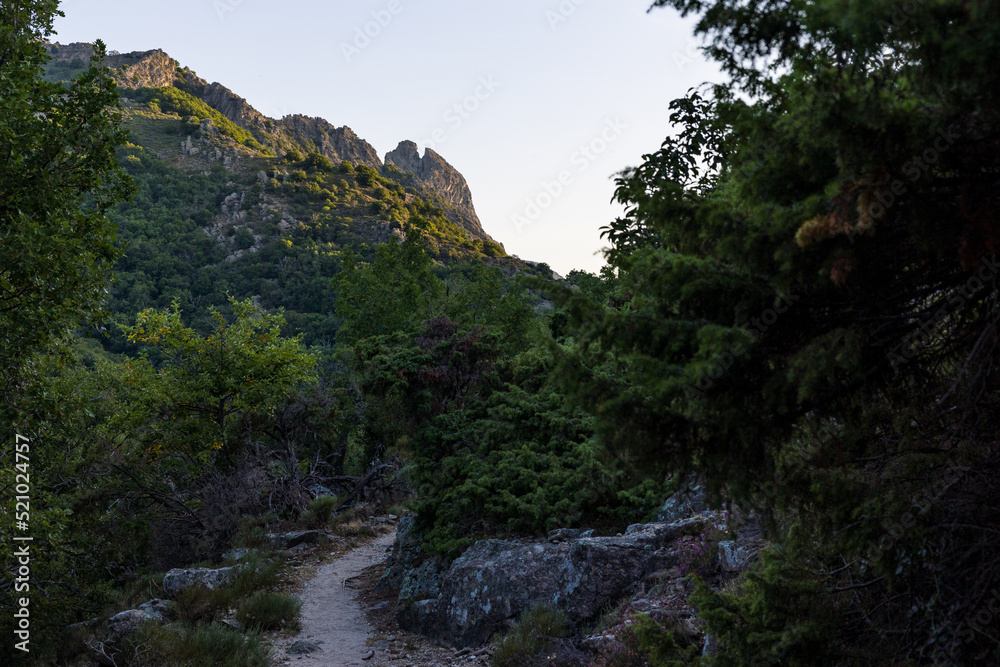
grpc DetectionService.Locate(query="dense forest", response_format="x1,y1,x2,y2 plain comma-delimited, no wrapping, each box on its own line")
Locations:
2,0,1000,665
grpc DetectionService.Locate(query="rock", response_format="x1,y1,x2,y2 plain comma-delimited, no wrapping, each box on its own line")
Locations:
309,484,334,498
718,540,748,572
163,566,237,598
398,520,707,648
398,559,445,610
384,140,492,242
657,474,710,523
288,639,323,655
547,528,580,542
269,529,324,549
378,515,424,591
221,618,244,631
106,599,173,642
362,648,375,660
224,547,259,562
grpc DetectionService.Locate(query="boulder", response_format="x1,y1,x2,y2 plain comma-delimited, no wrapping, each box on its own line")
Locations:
657,475,710,523
378,515,425,591
162,566,237,598
106,599,173,642
398,519,707,648
270,529,325,549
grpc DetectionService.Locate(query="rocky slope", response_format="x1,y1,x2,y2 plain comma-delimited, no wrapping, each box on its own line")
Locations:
385,140,487,240
44,41,496,245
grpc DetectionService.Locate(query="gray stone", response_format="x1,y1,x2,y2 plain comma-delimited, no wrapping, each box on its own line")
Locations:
378,515,425,591
717,539,758,573
268,529,325,549
657,474,709,523
224,547,252,562
398,520,707,648
547,528,580,542
398,559,444,609
162,566,237,598
289,639,323,654
106,599,173,642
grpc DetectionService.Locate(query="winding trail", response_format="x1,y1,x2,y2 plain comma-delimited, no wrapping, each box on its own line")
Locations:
274,531,395,666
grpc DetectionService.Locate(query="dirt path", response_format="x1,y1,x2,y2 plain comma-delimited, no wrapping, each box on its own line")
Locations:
272,531,395,666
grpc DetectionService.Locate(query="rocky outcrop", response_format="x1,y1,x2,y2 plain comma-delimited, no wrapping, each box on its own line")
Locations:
162,565,237,597
385,140,488,241
47,42,495,245
657,474,709,523
279,115,382,169
106,599,173,642
107,49,179,89
191,81,269,134
397,518,709,648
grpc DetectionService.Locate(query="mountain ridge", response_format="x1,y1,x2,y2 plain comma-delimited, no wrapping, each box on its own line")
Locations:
44,40,493,244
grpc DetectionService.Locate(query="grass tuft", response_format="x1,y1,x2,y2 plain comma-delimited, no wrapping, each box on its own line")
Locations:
491,602,568,667
235,590,302,632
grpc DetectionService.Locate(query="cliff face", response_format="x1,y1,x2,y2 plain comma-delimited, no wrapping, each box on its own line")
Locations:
385,141,487,241
44,42,492,244
279,115,382,170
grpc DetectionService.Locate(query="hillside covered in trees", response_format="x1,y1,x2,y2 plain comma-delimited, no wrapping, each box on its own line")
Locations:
2,0,1000,665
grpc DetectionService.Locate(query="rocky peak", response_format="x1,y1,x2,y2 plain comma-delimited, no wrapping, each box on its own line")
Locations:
385,141,487,241
279,115,382,170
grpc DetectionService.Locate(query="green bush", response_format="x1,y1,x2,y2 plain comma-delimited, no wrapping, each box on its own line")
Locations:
491,603,567,667
234,227,255,250
229,553,283,600
304,495,340,527
123,622,273,667
174,584,234,624
235,590,302,632
132,87,264,151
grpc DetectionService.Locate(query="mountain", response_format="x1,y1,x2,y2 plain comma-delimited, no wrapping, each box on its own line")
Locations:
44,41,493,244
39,41,537,352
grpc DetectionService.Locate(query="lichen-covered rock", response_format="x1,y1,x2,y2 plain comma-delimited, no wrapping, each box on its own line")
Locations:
399,520,708,648
378,515,425,591
106,599,173,642
268,529,325,549
162,566,237,598
657,475,710,523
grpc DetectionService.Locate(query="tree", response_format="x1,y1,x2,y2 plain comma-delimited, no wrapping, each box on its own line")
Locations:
333,236,442,344
121,297,317,463
0,1,132,397
555,0,1000,662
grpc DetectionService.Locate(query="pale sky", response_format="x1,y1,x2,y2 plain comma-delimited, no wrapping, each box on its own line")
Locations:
54,0,722,275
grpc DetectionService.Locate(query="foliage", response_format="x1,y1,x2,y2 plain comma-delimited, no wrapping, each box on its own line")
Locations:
552,0,1000,661
121,623,272,667
120,297,316,461
333,235,443,344
132,86,264,149
491,603,568,667
0,3,132,396
235,590,302,632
